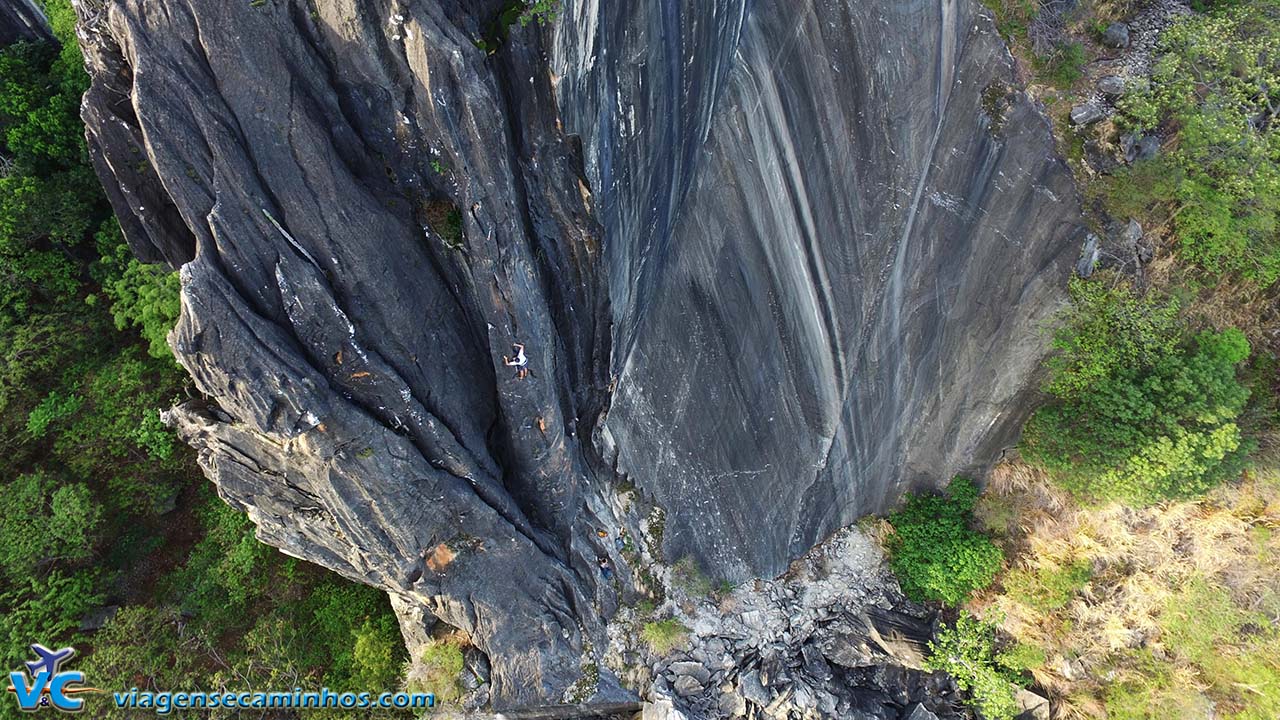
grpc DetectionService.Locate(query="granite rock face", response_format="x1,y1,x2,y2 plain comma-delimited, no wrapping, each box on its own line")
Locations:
76,0,1080,708
552,0,1080,578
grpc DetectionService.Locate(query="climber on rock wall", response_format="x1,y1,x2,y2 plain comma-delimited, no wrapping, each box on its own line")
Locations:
502,342,529,379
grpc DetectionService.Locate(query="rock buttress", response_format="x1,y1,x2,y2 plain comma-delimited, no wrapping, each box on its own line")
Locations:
79,0,620,707
77,0,1082,707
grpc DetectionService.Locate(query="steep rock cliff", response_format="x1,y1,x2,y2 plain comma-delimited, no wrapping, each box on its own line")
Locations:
76,0,1080,709
553,0,1081,578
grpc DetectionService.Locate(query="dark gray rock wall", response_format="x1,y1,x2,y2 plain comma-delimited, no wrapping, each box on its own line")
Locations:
78,0,620,706
75,0,1080,708
552,0,1080,579
0,0,50,46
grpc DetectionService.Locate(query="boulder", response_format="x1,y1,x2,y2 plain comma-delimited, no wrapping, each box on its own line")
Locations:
668,661,711,686
1123,219,1143,247
738,669,772,706
1071,102,1108,125
643,698,690,720
78,605,120,633
1016,688,1051,720
1097,75,1127,96
1136,135,1161,161
904,703,941,720
1123,132,1162,163
672,674,704,697
718,691,747,717
1102,22,1130,48
1076,234,1101,279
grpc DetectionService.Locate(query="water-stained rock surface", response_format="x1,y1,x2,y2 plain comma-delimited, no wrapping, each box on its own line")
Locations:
553,0,1081,579
76,0,1080,710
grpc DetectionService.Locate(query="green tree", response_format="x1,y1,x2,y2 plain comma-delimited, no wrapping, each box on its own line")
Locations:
925,614,1026,720
94,220,182,360
351,617,405,688
80,606,202,695
1024,280,1252,502
0,570,101,671
165,497,274,631
0,472,101,581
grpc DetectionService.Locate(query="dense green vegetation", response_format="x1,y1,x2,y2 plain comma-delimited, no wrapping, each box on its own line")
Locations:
78,494,406,719
1116,1,1280,287
885,476,1004,604
519,0,560,26
0,3,406,717
885,479,1019,717
1023,278,1253,502
409,636,467,706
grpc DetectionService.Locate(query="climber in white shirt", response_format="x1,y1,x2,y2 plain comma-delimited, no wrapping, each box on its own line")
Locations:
502,343,529,379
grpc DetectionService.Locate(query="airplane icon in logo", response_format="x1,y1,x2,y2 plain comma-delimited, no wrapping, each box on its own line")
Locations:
8,643,97,712
24,644,75,679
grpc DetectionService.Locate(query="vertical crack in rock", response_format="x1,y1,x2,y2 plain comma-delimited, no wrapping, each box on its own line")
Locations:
78,0,1082,708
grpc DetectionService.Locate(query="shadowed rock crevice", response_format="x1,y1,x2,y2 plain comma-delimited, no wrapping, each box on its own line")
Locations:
77,0,1080,709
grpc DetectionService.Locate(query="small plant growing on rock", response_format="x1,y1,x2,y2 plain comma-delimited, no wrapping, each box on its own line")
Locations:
671,556,714,598
407,635,466,705
519,0,559,26
641,619,689,655
1034,41,1086,88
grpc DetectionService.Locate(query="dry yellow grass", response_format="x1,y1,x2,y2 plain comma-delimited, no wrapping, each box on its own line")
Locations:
972,460,1280,718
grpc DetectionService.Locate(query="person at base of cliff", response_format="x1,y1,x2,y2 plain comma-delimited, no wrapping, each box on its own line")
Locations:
502,343,529,379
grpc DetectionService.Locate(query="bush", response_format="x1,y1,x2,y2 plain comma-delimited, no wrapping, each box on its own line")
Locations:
164,497,273,630
1035,41,1087,87
886,477,1004,605
295,579,404,690
80,606,199,696
0,570,101,671
925,614,1026,720
1040,278,1182,400
1024,279,1252,502
95,221,182,360
519,0,559,26
51,347,182,475
0,472,101,581
25,389,82,437
351,618,403,688
980,0,1038,41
